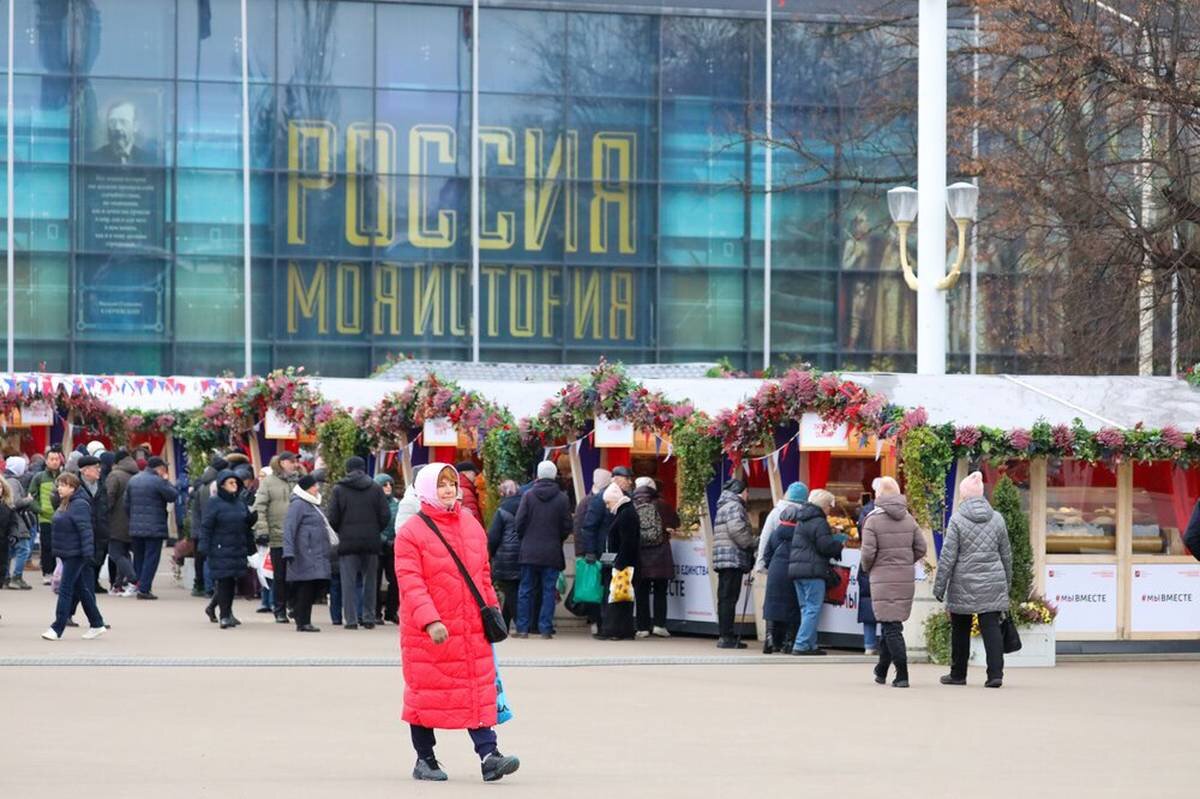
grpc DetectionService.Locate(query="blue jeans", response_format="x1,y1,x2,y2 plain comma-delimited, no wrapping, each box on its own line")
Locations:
516,565,558,634
329,568,365,624
132,538,163,594
260,579,274,609
53,557,104,636
8,537,32,579
863,622,879,650
792,578,826,652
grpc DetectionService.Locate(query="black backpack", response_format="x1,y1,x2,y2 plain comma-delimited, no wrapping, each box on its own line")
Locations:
636,501,664,546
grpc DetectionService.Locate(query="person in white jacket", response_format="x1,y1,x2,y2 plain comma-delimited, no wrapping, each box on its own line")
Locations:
755,482,809,573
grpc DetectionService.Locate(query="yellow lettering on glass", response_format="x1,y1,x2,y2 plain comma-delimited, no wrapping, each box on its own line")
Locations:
449,264,468,336
287,121,336,245
590,133,636,255
610,270,634,341
373,263,401,336
412,263,444,335
542,268,560,339
346,123,397,247
481,266,504,338
335,262,362,335
509,267,535,338
408,125,457,248
479,127,516,250
573,269,601,340
524,130,578,252
287,261,328,334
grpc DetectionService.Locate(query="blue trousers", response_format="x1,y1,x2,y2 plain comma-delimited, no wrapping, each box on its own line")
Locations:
410,724,497,760
792,578,826,652
53,557,104,636
515,565,558,634
132,538,163,594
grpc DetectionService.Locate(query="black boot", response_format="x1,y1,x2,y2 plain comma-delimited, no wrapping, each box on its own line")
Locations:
481,751,520,783
762,628,775,654
892,661,909,688
873,662,888,685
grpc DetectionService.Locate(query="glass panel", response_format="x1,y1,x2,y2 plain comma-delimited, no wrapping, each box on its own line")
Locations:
14,254,70,338
75,165,170,255
75,255,171,339
178,82,275,169
5,76,73,163
178,0,276,83
173,344,244,376
660,184,747,267
276,86,373,170
274,343,370,377
566,13,657,98
377,90,470,176
15,342,69,372
77,342,166,374
2,163,71,252
176,170,273,256
659,269,745,352
376,3,469,91
769,270,837,352
1045,459,1119,556
662,16,762,101
85,0,176,78
772,188,837,269
274,258,391,343
478,9,565,95
176,257,245,341
278,0,374,87
376,176,469,262
661,100,750,184
1131,463,1200,556
78,79,173,167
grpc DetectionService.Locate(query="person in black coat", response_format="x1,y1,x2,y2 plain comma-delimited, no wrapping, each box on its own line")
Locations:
858,486,879,654
1185,499,1200,562
632,478,678,638
75,456,110,595
487,480,523,631
42,474,107,641
513,460,573,638
762,505,802,654
326,457,390,630
125,457,179,599
598,481,640,641
787,490,847,655
198,470,258,629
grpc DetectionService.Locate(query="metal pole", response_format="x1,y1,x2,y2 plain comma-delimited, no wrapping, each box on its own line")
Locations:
240,0,253,377
470,0,481,362
6,0,14,372
917,0,948,375
763,0,772,371
969,10,980,375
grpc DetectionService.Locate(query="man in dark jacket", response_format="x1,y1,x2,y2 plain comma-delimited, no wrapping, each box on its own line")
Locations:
326,457,390,630
787,489,847,655
76,456,110,595
104,449,140,596
1185,499,1200,563
189,456,227,597
513,460,573,638
125,456,179,599
487,480,523,631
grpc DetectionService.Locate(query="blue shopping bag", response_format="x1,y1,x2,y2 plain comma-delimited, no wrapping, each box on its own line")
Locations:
494,647,513,725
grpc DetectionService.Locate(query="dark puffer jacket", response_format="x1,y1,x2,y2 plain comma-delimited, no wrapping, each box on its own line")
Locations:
787,503,844,581
577,491,612,557
1184,500,1200,562
125,469,179,539
762,519,801,624
633,486,678,580
487,494,522,581
515,479,573,570
327,470,391,557
105,457,139,543
606,500,641,572
197,471,258,580
283,493,332,582
51,491,95,560
80,478,110,568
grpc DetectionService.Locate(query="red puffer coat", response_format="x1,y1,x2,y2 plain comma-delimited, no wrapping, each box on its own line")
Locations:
395,495,499,729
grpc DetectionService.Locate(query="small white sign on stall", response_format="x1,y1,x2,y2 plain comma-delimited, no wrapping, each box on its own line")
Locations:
1045,564,1118,633
798,412,849,451
19,402,54,426
667,538,719,624
594,416,634,448
1131,564,1200,633
264,408,297,439
422,417,458,446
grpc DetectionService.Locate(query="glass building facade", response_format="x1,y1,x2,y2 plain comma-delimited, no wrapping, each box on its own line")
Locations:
0,0,1114,377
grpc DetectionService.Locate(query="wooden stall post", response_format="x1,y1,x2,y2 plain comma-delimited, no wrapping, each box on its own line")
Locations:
1116,461,1133,639
1030,458,1048,597
755,454,785,640
163,433,178,538
248,435,263,474
766,455,783,505
62,411,74,454
397,431,414,487
568,442,586,511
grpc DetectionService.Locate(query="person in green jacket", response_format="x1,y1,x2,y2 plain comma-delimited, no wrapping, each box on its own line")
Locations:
374,472,400,624
29,449,64,583
253,452,301,623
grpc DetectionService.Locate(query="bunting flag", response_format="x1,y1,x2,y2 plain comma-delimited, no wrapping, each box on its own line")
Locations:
664,442,674,462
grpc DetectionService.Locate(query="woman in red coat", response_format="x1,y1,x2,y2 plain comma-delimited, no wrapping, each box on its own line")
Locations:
395,462,520,783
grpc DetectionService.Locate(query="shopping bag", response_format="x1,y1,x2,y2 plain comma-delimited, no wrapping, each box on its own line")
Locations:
1001,613,1023,654
493,648,513,725
573,557,604,604
608,566,635,603
51,558,63,594
823,565,851,605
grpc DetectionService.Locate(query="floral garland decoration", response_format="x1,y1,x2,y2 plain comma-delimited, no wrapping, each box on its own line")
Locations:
943,418,1200,467
0,385,123,436
1184,363,1199,389
356,372,512,452
199,367,333,441
122,408,178,439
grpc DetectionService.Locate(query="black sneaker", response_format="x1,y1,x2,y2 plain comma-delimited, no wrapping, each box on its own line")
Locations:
791,648,826,656
873,665,887,685
940,674,967,686
413,757,447,781
274,612,289,625
892,679,910,688
361,622,376,630
984,678,1003,689
344,623,358,630
481,751,520,782
94,584,108,595
136,592,158,600
255,607,273,614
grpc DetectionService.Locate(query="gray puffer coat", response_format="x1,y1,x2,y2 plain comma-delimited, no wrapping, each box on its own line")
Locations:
711,490,757,572
933,496,1012,614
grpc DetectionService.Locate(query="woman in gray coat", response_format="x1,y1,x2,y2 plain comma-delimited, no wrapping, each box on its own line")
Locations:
283,475,333,632
933,471,1012,688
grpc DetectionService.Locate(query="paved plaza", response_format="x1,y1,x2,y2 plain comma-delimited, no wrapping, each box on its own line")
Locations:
0,576,1194,798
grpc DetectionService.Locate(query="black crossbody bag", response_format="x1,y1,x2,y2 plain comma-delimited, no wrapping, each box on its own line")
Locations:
417,512,508,643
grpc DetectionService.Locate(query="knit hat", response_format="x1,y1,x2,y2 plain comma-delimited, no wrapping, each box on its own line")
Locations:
113,448,129,462
634,476,655,490
5,456,27,477
960,471,985,499
77,455,101,469
211,457,229,472
785,481,809,503
146,456,166,470
611,466,633,478
277,450,297,462
536,460,557,480
345,456,366,473
85,440,106,457
455,460,478,474
374,473,394,486
592,468,612,492
723,478,745,495
298,474,317,491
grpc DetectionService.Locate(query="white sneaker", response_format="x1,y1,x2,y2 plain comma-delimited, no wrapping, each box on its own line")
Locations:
82,626,108,640
635,630,650,639
41,628,60,641
42,576,51,586
590,623,600,635
652,626,671,638
121,585,138,598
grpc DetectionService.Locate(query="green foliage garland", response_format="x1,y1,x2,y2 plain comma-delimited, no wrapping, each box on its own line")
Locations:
481,425,539,523
900,424,954,532
175,409,228,478
317,409,369,485
673,416,722,529
923,611,953,665
993,475,1034,604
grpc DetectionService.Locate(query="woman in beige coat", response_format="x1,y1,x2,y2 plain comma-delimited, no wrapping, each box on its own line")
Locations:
860,477,927,688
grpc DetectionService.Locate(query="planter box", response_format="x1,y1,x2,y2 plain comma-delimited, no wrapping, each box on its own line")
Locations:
969,623,1056,668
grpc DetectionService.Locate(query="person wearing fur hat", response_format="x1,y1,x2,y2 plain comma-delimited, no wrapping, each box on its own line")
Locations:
711,478,757,648
198,470,258,628
327,456,390,629
283,474,332,632
934,471,1012,688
